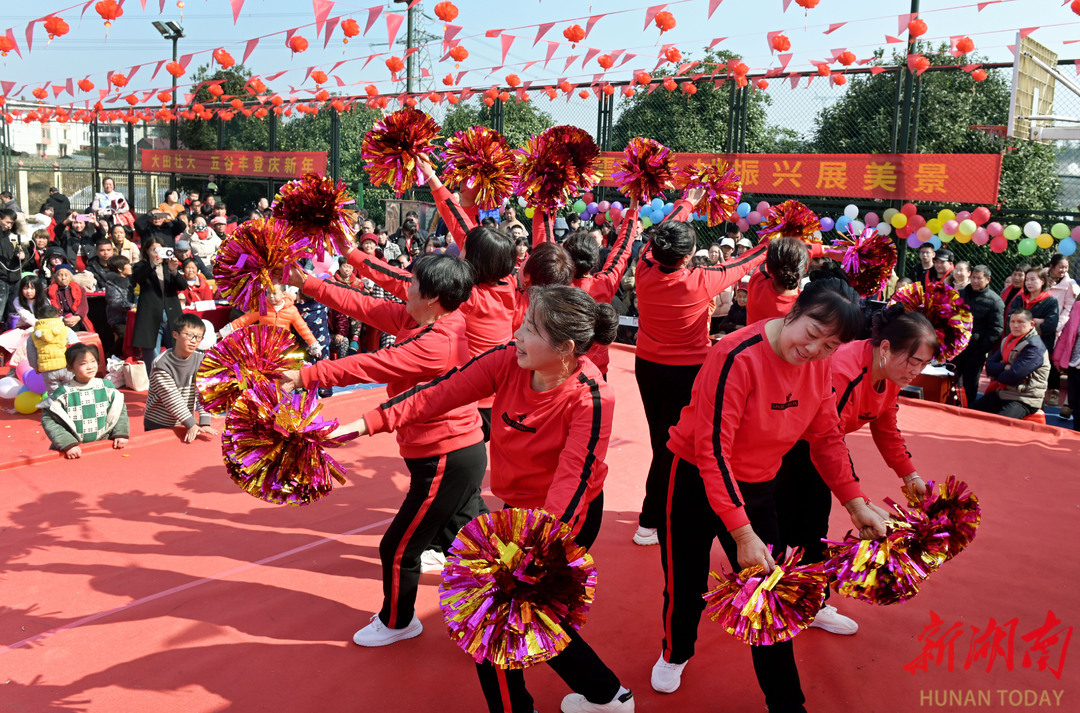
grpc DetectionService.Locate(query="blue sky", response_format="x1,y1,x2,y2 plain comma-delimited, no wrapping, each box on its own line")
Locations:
1,0,1075,100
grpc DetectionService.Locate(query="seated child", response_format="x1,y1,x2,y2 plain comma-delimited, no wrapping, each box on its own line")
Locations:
144,313,218,442
48,263,93,333
716,286,749,334
221,282,322,357
41,343,129,459
26,304,81,407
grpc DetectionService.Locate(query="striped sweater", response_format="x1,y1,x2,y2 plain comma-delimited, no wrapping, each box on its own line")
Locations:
144,349,211,429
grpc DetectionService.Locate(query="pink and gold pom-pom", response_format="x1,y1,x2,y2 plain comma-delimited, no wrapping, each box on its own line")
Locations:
439,508,597,669
758,199,822,242
824,522,933,605
703,548,828,646
213,217,311,314
222,381,358,506
832,226,898,298
915,476,981,562
888,282,973,361
361,108,441,195
677,160,742,227
611,137,675,204
441,126,519,211
271,172,357,260
516,126,601,212
197,325,306,415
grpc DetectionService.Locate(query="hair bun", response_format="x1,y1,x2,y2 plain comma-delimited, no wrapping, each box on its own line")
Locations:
592,302,619,346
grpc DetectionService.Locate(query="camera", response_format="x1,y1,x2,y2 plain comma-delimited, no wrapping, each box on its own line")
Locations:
154,246,175,260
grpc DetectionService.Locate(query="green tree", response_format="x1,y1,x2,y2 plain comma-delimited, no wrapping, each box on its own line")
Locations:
441,98,555,148
610,48,802,154
178,65,269,152
811,44,1061,210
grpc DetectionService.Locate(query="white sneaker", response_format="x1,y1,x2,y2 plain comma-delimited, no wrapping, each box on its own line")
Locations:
632,526,658,546
351,613,423,647
419,548,446,573
561,687,634,712
808,604,858,635
651,655,687,693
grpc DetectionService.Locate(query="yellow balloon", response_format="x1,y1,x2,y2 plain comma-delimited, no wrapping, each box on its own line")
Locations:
14,390,42,415
1036,233,1054,249
890,213,908,229
524,206,535,219
937,209,956,222
926,218,943,233
954,231,972,244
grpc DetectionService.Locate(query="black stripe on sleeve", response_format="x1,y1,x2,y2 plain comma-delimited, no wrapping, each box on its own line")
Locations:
379,342,511,410
835,366,867,416
362,256,413,285
559,372,604,523
712,333,763,508
440,195,472,238
700,241,765,273
386,323,435,351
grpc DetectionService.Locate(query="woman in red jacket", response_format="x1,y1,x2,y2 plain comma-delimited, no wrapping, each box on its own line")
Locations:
333,285,634,713
653,278,888,713
632,191,767,546
745,236,809,325
773,303,936,636
278,254,487,648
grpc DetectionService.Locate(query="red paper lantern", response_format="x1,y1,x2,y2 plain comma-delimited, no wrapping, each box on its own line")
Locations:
270,94,284,106
483,96,494,107
386,56,405,73
426,92,441,103
955,37,975,54
622,86,635,97
908,19,928,37
166,61,185,78
598,54,613,70
795,0,819,8
971,68,987,82
208,84,224,97
449,45,468,62
755,79,770,90
230,98,244,110
254,107,268,118
837,51,856,66
315,89,330,102
447,95,459,105
0,36,17,57
365,84,378,96
110,73,128,88
771,34,791,52
831,74,847,86
213,48,235,68
434,2,459,22
665,46,682,64
311,70,328,85
32,88,48,100
559,80,573,94
663,77,677,91
288,35,309,53
157,91,172,103
578,90,590,99
124,94,139,106
1073,0,1080,15
95,0,123,28
817,64,831,77
506,74,521,87
44,16,70,40
729,60,749,76
912,55,930,73
544,87,558,100
78,78,95,92
602,84,615,95
654,10,676,33
442,74,454,87
341,18,360,43
485,87,499,99
331,99,346,111
248,78,266,94
681,82,697,95
635,71,652,85
563,24,585,44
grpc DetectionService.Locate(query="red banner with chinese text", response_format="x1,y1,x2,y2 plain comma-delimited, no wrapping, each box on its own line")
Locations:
597,152,1003,205
141,150,328,178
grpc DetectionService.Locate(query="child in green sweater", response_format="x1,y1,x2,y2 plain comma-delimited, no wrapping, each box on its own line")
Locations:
42,344,130,459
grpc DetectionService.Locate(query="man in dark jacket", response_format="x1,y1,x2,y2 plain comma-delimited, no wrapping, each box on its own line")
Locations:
84,238,115,289
134,210,183,248
974,308,1049,419
955,264,1005,406
0,208,24,319
43,187,71,218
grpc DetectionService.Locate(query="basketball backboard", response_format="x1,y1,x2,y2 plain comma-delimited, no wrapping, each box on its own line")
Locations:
1007,34,1058,142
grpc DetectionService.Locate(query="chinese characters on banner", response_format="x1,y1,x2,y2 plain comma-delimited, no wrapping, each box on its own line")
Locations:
597,152,1003,205
140,150,328,178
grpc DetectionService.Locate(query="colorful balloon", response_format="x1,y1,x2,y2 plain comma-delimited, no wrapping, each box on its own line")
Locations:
972,228,989,246
843,204,858,220
819,216,835,232
900,203,917,217
1051,223,1070,240
1003,224,1021,241
907,234,922,249
737,202,751,218
573,199,587,213
1036,233,1054,250
937,209,956,222
890,213,907,228
22,369,45,395
971,207,991,225
756,201,770,214
990,236,1008,253
1023,221,1041,239
986,222,1003,237
942,220,959,236
14,389,43,414
1059,237,1077,256
864,212,880,227
0,376,21,400
1018,237,1037,255
958,219,976,236
747,211,762,226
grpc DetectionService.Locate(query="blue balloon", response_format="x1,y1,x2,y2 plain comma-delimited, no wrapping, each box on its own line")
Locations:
651,198,664,210
663,202,674,215
611,202,623,212
819,216,835,232
835,216,851,233
651,209,665,223
929,236,942,250
1060,237,1077,257
737,202,751,218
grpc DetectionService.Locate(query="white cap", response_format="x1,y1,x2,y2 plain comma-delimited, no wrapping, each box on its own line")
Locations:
737,237,753,248
694,249,710,258
720,237,736,249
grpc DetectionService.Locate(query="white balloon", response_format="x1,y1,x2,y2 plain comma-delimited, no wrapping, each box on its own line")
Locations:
0,375,22,400
877,222,892,236
517,196,527,208
851,220,865,233
1023,221,1041,239
844,204,859,220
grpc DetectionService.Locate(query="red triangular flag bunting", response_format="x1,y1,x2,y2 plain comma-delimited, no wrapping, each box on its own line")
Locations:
313,0,334,37
230,0,246,24
584,15,605,40
534,22,555,46
708,0,723,19
501,34,516,64
643,4,668,32
709,37,727,49
323,17,339,48
364,5,383,36
386,13,404,48
544,41,558,69
582,47,601,68
243,38,260,64
825,22,846,34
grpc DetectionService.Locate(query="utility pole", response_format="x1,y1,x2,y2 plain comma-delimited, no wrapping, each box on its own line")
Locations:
406,3,415,95
153,21,184,189
894,0,920,273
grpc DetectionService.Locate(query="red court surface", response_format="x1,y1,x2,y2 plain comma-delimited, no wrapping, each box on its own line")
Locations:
2,344,1078,712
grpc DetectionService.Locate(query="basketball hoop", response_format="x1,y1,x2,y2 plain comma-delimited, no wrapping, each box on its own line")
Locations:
969,125,1008,138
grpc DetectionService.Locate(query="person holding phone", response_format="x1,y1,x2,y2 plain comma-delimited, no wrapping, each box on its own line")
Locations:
131,238,186,370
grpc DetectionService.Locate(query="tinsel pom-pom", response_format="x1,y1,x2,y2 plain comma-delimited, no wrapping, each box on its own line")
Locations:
758,199,822,241
361,108,441,194
439,508,597,669
677,160,743,227
824,522,933,605
213,217,311,313
516,126,601,212
888,282,973,361
222,381,357,506
196,325,306,414
441,126,519,211
271,172,357,260
915,476,981,561
831,226,898,297
703,548,828,646
611,137,675,204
